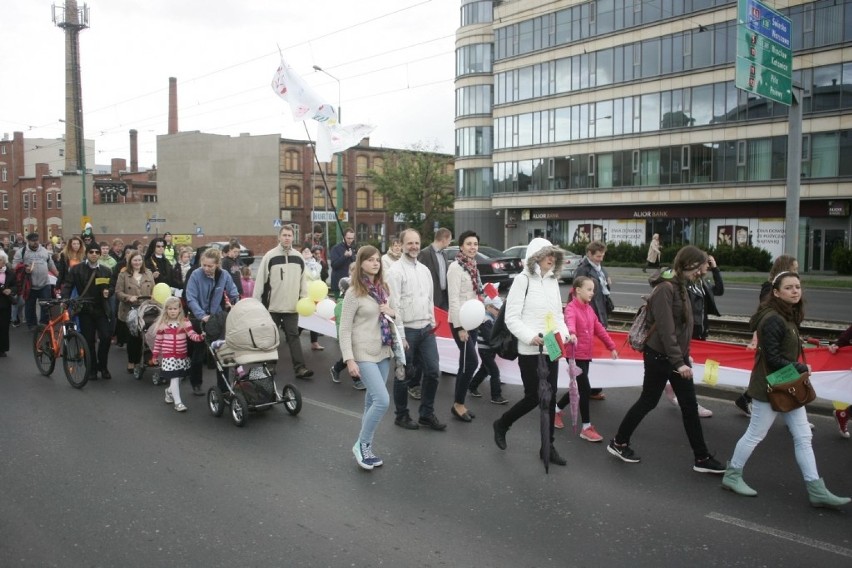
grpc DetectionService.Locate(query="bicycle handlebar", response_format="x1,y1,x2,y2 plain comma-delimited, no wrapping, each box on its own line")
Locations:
38,297,95,307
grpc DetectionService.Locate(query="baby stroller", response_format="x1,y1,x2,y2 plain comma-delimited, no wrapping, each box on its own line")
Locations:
206,298,302,427
128,298,162,384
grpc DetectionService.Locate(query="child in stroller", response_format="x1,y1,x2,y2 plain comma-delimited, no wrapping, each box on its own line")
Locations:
206,298,302,426
129,298,164,383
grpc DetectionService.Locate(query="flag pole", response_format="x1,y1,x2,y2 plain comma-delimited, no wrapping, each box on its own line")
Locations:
302,123,345,240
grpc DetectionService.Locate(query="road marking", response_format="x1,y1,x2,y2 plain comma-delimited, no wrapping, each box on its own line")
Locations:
304,397,362,419
707,512,852,558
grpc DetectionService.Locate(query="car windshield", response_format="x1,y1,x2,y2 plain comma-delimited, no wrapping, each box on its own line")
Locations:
477,246,504,258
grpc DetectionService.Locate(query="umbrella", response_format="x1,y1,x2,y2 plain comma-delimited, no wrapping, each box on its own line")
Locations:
566,344,582,433
385,315,407,380
537,344,553,474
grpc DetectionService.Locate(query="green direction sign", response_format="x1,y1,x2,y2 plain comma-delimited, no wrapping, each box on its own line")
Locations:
735,58,792,105
736,0,792,106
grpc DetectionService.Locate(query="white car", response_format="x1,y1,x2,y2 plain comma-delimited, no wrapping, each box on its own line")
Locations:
502,245,582,283
207,241,254,265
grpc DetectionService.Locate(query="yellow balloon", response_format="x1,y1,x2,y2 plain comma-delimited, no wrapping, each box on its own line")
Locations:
832,401,851,410
296,297,316,317
51,235,60,245
307,280,329,302
152,283,171,305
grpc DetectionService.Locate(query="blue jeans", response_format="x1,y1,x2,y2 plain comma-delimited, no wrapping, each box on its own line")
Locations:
26,286,52,328
450,326,478,405
357,358,390,446
394,326,440,419
730,399,818,481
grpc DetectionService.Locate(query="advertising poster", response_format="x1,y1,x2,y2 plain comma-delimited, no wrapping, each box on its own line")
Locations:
567,219,645,246
709,218,785,259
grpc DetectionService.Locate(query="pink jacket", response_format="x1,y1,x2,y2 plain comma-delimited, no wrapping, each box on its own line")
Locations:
564,299,617,360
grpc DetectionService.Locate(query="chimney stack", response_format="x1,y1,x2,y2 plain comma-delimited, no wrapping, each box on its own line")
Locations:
129,129,138,173
168,77,178,134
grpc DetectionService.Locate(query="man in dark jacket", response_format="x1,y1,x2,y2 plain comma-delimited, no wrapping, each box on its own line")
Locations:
417,227,452,311
62,242,115,380
329,228,356,298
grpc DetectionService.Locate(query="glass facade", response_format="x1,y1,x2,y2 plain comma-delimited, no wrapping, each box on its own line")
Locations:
456,126,493,157
460,0,492,27
456,85,493,117
494,63,852,149
492,129,852,194
456,43,492,76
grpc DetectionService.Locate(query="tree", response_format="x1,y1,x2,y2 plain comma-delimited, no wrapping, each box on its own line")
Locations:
368,142,454,240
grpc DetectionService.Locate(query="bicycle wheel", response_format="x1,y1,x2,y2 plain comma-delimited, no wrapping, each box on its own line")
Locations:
32,325,56,376
62,331,90,389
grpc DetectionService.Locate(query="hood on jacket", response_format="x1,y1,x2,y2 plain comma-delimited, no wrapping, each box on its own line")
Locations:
524,238,564,277
749,305,776,332
648,267,675,288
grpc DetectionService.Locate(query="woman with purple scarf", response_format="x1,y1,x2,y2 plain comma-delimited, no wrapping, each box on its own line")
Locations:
338,245,402,471
447,230,484,423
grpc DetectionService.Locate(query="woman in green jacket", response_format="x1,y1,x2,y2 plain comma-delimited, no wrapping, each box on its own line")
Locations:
723,272,849,508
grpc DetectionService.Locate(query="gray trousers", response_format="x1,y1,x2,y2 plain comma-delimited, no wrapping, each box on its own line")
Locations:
272,312,306,371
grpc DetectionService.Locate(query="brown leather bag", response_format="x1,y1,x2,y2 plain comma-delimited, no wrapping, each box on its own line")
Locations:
759,348,816,413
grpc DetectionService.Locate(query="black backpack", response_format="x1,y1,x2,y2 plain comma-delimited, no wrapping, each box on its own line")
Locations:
487,275,529,360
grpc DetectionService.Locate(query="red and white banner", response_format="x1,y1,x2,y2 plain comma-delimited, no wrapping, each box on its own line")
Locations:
300,310,852,403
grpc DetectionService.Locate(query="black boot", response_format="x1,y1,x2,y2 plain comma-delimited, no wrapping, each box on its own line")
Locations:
493,419,508,450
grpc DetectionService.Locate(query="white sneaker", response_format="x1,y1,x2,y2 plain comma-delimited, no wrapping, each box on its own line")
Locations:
664,384,678,406
697,404,713,418
164,388,174,404
174,403,187,412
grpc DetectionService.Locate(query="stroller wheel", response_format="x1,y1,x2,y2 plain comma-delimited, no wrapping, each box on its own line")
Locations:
282,384,302,416
207,387,225,417
230,392,249,427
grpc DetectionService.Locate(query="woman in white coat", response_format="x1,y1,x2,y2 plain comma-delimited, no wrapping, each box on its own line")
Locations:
493,238,574,466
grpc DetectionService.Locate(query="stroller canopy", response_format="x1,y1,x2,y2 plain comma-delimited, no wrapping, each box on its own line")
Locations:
223,298,280,364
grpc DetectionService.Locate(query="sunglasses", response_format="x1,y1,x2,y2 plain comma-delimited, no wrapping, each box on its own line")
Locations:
88,250,101,255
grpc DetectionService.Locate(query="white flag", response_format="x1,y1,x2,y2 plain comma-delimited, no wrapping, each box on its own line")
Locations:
271,58,338,124
315,122,376,163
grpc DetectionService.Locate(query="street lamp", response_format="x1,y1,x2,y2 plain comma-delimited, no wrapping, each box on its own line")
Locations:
312,64,344,241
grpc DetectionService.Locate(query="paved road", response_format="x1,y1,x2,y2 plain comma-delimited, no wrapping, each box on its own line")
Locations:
2,328,852,567
578,268,852,324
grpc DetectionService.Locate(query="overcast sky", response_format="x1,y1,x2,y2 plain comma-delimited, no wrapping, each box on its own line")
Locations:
1,0,459,169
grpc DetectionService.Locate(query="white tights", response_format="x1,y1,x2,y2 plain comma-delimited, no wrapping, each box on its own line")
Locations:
169,378,183,406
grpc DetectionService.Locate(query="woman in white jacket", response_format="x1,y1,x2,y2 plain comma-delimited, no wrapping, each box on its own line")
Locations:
493,238,574,467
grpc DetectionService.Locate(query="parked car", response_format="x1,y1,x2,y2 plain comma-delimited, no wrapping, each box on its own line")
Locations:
207,241,255,265
502,245,582,283
441,245,524,290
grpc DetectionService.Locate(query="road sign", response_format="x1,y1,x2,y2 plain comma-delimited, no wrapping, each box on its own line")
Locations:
311,211,348,223
147,217,166,223
735,0,792,105
195,226,203,236
145,222,151,233
80,216,91,230
273,219,282,228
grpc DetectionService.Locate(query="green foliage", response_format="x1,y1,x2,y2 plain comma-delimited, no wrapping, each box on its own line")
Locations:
831,246,852,275
367,143,454,241
707,244,771,271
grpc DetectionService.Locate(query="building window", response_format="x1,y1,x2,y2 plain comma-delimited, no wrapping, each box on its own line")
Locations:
373,191,384,210
1,193,7,210
23,194,29,210
356,188,369,209
456,168,493,197
31,193,37,210
143,194,157,203
356,223,369,242
57,192,62,208
283,185,301,208
372,157,384,174
356,156,369,175
460,0,492,26
314,186,327,209
1,168,6,182
1,145,5,154
455,85,492,117
46,193,53,209
284,149,300,171
373,223,383,241
456,43,492,76
102,192,117,204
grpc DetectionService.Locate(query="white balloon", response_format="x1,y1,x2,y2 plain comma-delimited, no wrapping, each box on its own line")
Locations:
316,298,337,319
459,299,486,331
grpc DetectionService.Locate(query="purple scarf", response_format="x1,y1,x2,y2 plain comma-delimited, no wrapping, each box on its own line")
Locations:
363,277,392,346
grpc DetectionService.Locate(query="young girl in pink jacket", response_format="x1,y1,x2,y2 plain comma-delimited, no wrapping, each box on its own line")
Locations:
556,276,618,442
152,297,204,412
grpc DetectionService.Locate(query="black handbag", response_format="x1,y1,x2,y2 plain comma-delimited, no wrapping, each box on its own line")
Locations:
487,275,529,360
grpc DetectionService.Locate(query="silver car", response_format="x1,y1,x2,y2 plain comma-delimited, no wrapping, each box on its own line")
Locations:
502,245,582,283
